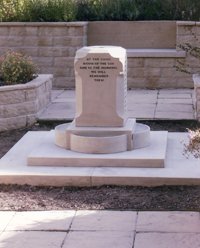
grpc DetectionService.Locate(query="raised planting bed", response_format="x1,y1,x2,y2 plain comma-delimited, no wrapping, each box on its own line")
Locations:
0,74,52,131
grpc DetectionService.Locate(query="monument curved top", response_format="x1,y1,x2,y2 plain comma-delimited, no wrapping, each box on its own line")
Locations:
75,46,126,59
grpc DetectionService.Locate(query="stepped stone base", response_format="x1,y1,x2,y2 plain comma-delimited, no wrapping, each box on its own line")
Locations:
28,130,167,168
0,132,199,187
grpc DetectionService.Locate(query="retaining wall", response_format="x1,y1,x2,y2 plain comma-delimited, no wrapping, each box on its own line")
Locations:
0,74,52,131
0,21,199,89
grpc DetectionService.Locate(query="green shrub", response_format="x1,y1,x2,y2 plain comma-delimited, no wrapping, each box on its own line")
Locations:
0,51,38,85
20,0,77,22
0,0,199,21
76,0,139,21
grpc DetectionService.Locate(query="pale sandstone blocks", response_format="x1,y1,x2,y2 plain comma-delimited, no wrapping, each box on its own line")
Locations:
0,75,52,131
0,22,198,88
0,23,87,88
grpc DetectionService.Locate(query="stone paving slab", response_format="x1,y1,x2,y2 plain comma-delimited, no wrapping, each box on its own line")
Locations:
136,212,200,233
0,212,15,232
134,233,200,248
71,210,137,231
155,111,194,119
156,103,194,112
63,231,134,248
0,211,200,248
38,89,195,121
0,231,66,248
5,210,75,231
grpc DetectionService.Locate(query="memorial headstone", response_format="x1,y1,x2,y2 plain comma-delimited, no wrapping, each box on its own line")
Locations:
54,46,150,154
74,46,127,127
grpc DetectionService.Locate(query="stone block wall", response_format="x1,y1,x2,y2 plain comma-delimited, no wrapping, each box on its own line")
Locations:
0,74,52,131
177,21,200,77
0,22,87,89
0,21,199,89
127,55,191,89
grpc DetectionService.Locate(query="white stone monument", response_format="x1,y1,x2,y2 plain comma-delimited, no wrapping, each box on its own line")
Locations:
27,46,168,168
55,46,150,154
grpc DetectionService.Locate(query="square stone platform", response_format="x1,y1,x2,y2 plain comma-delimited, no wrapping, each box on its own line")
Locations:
0,132,199,187
28,130,167,168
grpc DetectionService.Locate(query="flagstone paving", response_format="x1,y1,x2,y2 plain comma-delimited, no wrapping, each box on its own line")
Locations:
39,89,195,121
0,211,199,248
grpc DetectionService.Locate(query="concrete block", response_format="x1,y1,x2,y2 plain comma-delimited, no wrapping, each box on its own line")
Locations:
53,77,75,89
35,57,54,67
53,27,69,36
38,37,53,46
0,27,9,35
25,89,37,101
23,37,39,46
144,58,175,68
18,47,38,57
68,27,85,36
38,48,54,57
53,37,71,46
0,116,27,131
144,68,161,77
4,102,37,117
38,27,54,36
36,83,46,95
127,78,147,88
0,90,25,104
128,68,144,77
54,57,74,68
25,27,38,36
51,47,70,57
0,37,10,46
128,58,144,68
9,27,26,36
8,36,24,47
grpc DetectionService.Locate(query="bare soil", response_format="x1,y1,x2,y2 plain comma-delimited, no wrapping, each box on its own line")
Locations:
0,120,200,211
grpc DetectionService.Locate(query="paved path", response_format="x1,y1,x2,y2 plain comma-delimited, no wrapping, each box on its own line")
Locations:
39,89,195,121
0,210,199,248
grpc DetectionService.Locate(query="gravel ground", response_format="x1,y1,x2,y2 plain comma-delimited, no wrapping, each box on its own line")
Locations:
0,120,200,211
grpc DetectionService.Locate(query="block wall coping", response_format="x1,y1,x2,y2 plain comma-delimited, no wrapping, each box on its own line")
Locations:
0,74,53,92
0,22,88,27
176,21,200,26
127,49,186,58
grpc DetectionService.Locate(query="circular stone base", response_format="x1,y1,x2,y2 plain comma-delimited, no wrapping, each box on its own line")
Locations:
133,123,151,149
54,122,150,154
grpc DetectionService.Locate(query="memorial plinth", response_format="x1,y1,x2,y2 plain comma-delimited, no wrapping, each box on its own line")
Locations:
54,46,150,154
27,46,168,168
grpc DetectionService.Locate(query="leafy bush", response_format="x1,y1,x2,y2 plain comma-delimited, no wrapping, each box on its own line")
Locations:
0,51,38,85
0,0,200,22
76,0,139,21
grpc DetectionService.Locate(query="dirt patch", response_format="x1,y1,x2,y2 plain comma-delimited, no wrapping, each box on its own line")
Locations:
0,120,200,211
0,184,200,211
